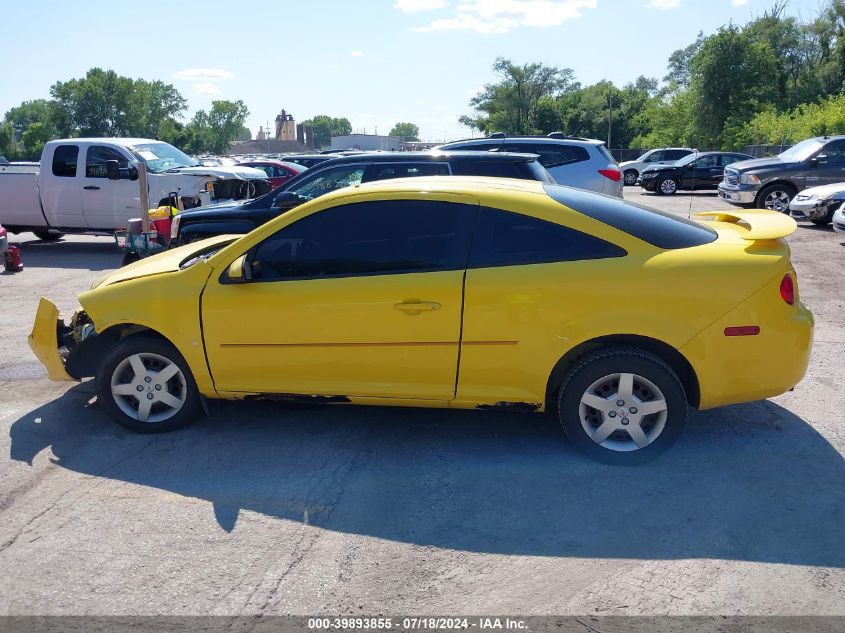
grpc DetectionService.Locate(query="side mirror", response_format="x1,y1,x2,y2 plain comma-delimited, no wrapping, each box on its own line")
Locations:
812,154,828,166
273,191,306,210
127,164,139,181
226,255,252,283
106,160,121,180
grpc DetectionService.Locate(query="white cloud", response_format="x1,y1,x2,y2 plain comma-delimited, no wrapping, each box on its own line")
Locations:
647,0,681,8
172,68,234,96
394,0,447,11
351,50,364,57
413,0,597,34
732,0,749,5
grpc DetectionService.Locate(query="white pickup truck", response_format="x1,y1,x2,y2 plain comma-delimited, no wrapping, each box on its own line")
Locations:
0,138,270,240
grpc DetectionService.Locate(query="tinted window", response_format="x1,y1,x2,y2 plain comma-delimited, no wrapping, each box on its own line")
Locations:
543,183,717,249
822,139,845,164
469,207,626,268
443,142,501,151
644,151,663,162
250,200,477,281
289,164,366,199
509,143,590,167
664,149,692,160
85,145,129,178
694,155,718,168
451,160,536,179
719,154,744,166
366,162,449,181
52,145,78,177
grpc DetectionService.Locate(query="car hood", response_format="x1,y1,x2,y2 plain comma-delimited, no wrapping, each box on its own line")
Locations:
793,182,845,199
90,235,239,289
727,157,786,172
161,165,267,180
181,200,249,217
641,164,676,173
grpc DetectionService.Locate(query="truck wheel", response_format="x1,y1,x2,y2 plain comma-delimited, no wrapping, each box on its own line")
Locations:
33,230,64,241
756,184,794,213
95,333,202,434
557,347,687,465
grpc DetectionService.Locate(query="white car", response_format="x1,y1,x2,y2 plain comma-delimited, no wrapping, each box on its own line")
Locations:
832,204,845,233
789,182,845,226
619,148,696,186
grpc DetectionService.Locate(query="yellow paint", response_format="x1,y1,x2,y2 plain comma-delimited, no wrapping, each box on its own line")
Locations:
28,298,74,381
31,177,814,411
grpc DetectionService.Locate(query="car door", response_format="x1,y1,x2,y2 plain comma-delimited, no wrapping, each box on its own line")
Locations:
811,139,845,186
40,144,86,228
81,144,138,229
201,196,478,399
689,155,720,188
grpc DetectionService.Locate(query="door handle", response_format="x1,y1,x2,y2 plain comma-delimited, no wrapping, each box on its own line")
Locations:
394,300,441,314
83,186,101,190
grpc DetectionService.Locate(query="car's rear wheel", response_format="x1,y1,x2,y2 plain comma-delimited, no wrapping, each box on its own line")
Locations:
756,184,794,213
557,347,687,465
33,230,64,241
657,177,678,195
623,170,639,186
95,334,201,433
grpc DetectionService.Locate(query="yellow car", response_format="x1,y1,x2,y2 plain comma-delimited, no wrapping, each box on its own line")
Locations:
29,178,813,464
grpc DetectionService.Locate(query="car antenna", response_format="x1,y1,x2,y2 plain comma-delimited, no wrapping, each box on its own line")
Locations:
488,131,507,152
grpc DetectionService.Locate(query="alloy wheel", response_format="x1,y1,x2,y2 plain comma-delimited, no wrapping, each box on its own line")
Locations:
659,178,677,195
110,352,187,423
764,190,791,213
579,372,669,452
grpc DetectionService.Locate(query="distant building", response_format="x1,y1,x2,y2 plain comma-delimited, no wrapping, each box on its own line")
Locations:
275,110,296,141
331,134,402,151
227,139,310,155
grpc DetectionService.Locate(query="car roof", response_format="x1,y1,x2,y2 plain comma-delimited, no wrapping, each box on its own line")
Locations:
438,136,603,147
315,151,540,166
319,176,547,202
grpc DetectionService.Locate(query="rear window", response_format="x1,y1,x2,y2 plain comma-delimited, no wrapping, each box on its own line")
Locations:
543,183,717,249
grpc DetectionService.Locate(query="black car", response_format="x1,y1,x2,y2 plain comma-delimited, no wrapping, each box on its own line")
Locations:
172,151,553,244
640,151,754,195
281,154,336,169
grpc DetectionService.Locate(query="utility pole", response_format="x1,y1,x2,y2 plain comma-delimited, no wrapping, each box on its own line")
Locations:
607,91,613,149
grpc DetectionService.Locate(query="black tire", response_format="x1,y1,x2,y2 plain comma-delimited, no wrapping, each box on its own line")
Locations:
755,184,795,213
95,333,202,433
656,177,678,196
811,215,832,226
33,230,64,241
557,346,688,465
623,170,639,186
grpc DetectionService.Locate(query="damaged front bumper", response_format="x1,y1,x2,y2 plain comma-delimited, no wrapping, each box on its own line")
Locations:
28,297,102,381
789,197,844,222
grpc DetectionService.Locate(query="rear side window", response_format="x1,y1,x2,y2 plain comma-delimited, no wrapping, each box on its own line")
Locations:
366,162,450,181
595,144,617,165
544,183,717,249
451,160,536,179
469,207,626,268
52,145,78,177
510,143,590,168
85,145,129,178
665,149,693,160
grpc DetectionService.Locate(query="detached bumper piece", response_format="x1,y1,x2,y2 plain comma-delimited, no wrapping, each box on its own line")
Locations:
28,298,75,381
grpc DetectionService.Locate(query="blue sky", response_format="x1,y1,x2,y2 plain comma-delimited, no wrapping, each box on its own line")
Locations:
0,0,825,143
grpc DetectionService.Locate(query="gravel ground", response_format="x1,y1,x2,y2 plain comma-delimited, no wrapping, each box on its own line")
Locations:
0,187,843,616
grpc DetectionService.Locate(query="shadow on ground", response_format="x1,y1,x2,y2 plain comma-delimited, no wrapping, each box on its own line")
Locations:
9,383,845,566
12,236,119,271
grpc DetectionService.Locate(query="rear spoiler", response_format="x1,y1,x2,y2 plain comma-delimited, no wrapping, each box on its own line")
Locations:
693,209,796,240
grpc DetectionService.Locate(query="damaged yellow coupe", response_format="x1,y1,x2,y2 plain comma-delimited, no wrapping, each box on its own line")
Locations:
30,178,813,463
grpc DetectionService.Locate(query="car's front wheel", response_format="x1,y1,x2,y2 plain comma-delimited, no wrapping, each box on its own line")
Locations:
623,169,639,186
657,177,678,195
756,184,794,213
95,334,201,433
557,347,687,465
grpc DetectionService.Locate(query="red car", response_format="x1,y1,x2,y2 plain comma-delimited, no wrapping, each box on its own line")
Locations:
237,160,306,189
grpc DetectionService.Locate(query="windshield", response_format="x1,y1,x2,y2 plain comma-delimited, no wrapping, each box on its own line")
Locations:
674,153,699,167
130,142,198,173
778,138,823,163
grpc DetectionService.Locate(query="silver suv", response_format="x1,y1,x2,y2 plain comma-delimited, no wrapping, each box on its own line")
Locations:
435,133,623,198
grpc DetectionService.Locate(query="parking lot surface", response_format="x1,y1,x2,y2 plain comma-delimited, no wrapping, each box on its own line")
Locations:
1,187,843,615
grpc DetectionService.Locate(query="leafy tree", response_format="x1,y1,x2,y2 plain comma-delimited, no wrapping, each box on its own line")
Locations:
462,57,575,134
21,122,53,159
389,122,420,141
5,100,57,141
301,115,353,147
0,122,20,160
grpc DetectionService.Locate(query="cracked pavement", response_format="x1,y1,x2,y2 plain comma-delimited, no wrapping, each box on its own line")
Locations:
0,189,843,615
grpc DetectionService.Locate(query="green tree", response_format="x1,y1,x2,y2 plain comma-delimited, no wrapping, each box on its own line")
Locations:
5,99,57,141
21,122,53,159
302,115,352,147
461,57,575,134
0,122,20,160
389,122,419,142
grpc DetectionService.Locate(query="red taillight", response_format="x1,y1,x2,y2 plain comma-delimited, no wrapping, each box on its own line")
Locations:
780,273,795,305
724,326,761,336
598,168,622,182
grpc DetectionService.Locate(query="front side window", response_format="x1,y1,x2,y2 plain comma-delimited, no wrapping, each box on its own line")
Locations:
821,139,845,164
366,163,449,181
469,207,626,269
289,165,365,200
85,145,129,178
249,200,477,281
694,156,717,168
52,145,79,177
